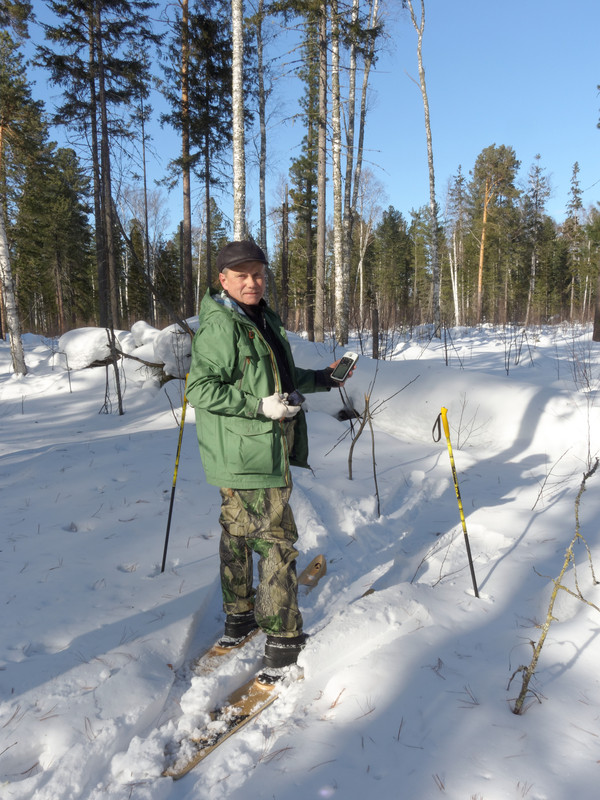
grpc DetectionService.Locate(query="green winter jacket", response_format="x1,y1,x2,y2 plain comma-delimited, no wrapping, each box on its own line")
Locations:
186,288,329,489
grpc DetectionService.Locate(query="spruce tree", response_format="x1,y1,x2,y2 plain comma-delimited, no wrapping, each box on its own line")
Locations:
520,155,551,325
14,146,94,333
562,162,586,321
371,206,413,330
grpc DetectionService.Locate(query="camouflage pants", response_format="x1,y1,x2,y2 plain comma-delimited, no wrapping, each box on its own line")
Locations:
218,484,303,637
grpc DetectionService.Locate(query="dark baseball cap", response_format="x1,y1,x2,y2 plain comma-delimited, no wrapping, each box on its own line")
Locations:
216,240,267,272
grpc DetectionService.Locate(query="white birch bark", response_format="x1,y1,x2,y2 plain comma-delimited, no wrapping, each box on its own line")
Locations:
342,0,359,291
449,230,461,326
331,0,347,345
0,212,27,375
407,0,440,335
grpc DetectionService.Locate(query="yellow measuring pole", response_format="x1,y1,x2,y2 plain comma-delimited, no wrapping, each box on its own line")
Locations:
437,407,479,598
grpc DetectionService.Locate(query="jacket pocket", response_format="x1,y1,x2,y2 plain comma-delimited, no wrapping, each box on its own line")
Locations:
223,416,277,475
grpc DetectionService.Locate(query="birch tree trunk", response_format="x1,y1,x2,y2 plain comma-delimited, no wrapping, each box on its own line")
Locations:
330,0,347,345
407,0,440,336
342,0,359,295
0,212,27,374
314,1,327,343
232,0,246,239
351,0,380,214
524,249,537,327
449,230,461,326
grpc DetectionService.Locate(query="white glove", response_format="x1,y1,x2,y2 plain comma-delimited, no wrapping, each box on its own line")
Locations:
258,392,301,420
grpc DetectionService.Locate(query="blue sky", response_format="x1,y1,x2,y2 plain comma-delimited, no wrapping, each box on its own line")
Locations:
358,0,600,224
25,0,600,241
260,0,599,233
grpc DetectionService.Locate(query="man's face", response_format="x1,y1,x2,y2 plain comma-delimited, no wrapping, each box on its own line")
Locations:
219,261,266,306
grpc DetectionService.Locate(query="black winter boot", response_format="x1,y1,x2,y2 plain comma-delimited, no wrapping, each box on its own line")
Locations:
262,633,307,669
257,633,307,684
217,610,258,648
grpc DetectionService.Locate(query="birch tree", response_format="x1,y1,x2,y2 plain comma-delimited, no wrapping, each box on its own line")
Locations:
342,0,360,288
0,30,37,374
406,0,440,335
0,214,27,374
342,0,381,292
330,0,346,344
446,166,467,326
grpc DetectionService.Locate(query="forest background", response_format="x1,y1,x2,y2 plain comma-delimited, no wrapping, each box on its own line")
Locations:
1,0,600,377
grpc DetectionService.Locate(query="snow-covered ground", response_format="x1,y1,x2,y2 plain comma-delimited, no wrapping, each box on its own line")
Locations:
1,322,600,800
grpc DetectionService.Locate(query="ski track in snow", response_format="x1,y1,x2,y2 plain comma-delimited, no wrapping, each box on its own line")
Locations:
1,324,600,799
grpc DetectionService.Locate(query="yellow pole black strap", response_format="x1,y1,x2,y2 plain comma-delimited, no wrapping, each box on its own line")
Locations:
161,374,189,573
436,407,479,598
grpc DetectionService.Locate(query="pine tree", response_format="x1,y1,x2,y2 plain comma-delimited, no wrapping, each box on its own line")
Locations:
315,0,328,342
289,14,319,340
188,0,234,289
232,0,246,238
469,144,520,322
39,0,160,327
0,1,32,38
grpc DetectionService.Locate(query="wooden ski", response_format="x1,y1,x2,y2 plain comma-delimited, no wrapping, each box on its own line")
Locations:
163,676,280,779
164,554,327,779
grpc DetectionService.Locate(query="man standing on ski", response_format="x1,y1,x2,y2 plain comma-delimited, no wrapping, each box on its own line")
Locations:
186,240,351,682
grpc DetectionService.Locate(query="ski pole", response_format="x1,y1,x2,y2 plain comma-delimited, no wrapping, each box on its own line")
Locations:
433,407,479,598
161,374,189,573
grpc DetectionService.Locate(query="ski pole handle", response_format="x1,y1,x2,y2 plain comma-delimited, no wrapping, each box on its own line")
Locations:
440,406,451,441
